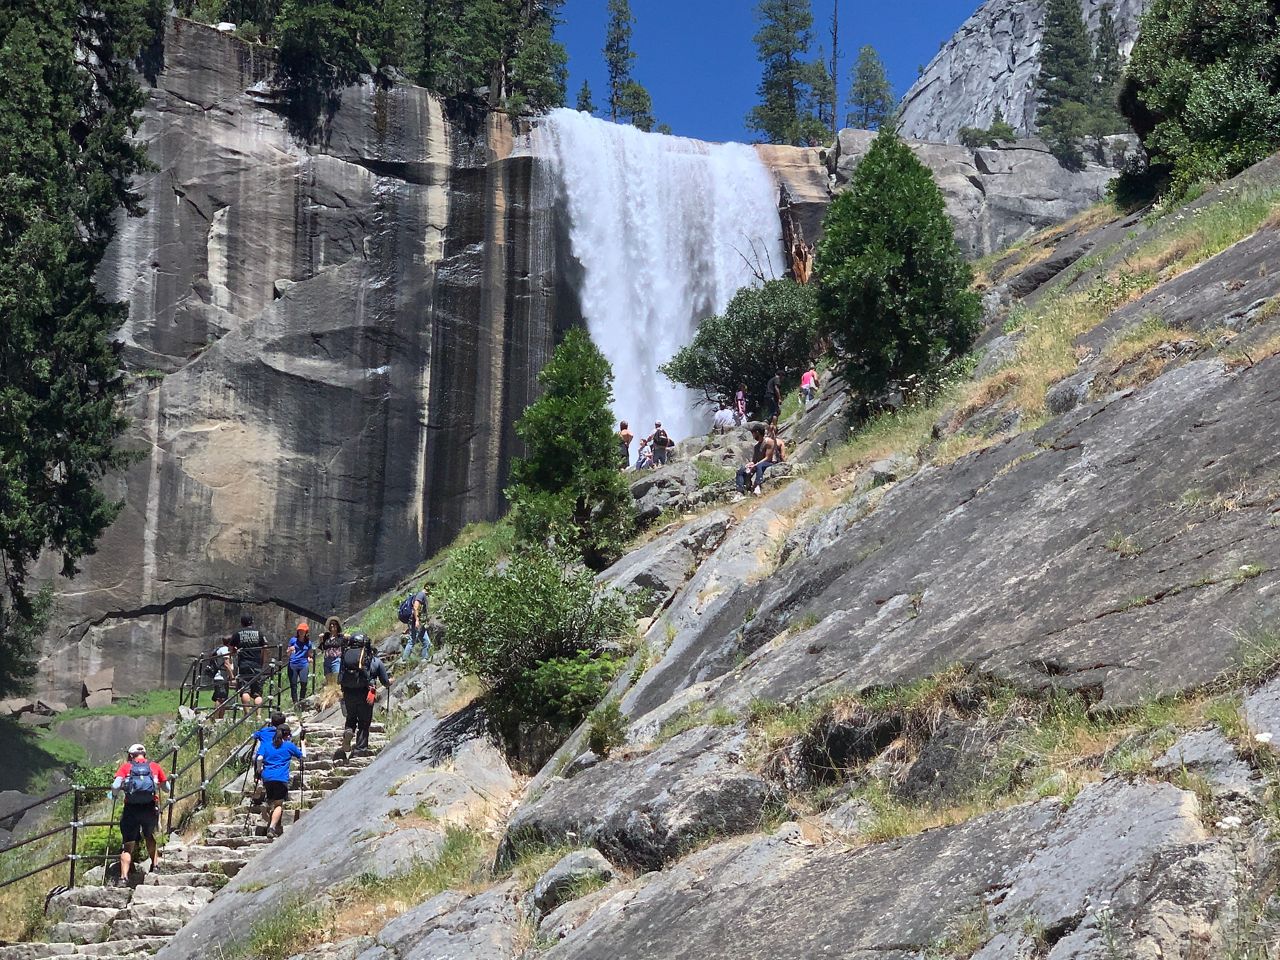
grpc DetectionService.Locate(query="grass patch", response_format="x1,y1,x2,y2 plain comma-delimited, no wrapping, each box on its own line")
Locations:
54,687,183,725
693,459,734,489
345,825,492,912
1104,532,1143,559
222,895,332,960
655,701,738,743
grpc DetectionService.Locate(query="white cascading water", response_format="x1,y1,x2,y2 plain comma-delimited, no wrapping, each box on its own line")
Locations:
531,109,785,441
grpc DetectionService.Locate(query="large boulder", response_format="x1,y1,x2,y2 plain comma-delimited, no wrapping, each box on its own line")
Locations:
598,510,731,617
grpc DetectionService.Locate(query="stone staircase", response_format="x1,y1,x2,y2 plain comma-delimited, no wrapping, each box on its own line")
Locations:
0,721,387,960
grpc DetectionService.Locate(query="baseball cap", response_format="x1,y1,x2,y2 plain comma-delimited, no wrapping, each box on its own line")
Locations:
296,622,309,633
127,743,146,757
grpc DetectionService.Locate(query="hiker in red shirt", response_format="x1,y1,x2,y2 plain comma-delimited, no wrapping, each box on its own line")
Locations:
110,743,170,886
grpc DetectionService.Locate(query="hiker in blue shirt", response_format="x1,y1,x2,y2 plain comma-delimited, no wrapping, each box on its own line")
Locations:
287,622,314,705
258,724,304,838
251,711,286,783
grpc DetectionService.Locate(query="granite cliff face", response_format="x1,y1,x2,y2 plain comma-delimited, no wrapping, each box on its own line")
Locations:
898,0,1148,144
43,19,576,699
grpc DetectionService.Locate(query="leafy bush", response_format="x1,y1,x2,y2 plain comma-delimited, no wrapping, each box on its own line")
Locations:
436,545,631,727
507,329,634,571
659,279,818,410
814,127,981,403
1123,0,1280,197
515,650,622,732
587,701,628,757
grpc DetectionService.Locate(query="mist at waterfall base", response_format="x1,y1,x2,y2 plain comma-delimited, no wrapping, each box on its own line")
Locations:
533,109,785,443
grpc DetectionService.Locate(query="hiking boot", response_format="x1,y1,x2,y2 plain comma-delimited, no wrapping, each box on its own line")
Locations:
114,877,130,889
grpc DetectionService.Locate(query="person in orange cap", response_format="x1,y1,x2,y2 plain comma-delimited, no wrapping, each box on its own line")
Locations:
286,621,314,706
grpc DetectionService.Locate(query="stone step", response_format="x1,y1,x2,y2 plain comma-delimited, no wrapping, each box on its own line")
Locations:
46,920,108,945
74,937,169,956
49,888,132,912
142,870,225,889
0,944,77,960
106,917,184,940
61,907,122,926
204,833,271,850
125,884,213,914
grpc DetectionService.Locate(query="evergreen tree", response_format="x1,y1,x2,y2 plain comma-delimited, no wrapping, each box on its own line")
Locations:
746,0,828,145
827,0,841,140
989,108,1017,140
576,79,596,114
1089,3,1123,134
0,0,153,695
604,0,636,122
1035,0,1095,166
507,6,567,112
506,329,633,570
810,51,836,137
847,44,894,130
617,80,655,131
814,127,981,402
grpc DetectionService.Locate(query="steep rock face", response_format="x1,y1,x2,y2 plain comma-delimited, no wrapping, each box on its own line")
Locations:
898,0,1148,144
44,19,575,698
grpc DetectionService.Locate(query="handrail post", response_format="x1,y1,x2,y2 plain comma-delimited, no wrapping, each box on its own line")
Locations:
68,786,80,890
166,744,178,834
197,723,207,809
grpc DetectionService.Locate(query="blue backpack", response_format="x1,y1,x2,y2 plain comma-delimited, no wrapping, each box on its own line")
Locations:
124,761,157,806
397,593,416,625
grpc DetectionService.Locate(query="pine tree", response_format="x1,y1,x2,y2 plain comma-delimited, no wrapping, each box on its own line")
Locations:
1089,3,1123,133
507,5,567,112
747,0,828,145
1036,0,1093,119
847,44,894,130
604,0,636,123
814,127,981,401
809,52,836,137
827,0,841,140
0,0,153,695
576,79,596,114
506,329,633,570
618,80,655,131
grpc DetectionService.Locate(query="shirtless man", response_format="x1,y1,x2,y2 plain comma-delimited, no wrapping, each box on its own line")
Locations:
618,421,635,469
734,427,779,500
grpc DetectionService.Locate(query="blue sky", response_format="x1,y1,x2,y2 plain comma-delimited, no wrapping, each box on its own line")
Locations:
556,0,980,143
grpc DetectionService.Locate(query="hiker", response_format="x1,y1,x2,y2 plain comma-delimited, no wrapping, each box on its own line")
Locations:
646,421,673,466
287,623,314,705
618,421,634,469
402,581,431,661
110,743,169,886
764,369,784,425
769,422,788,464
251,711,287,783
233,614,268,707
800,365,820,406
257,723,304,839
321,617,344,687
210,645,235,720
338,634,391,758
635,440,653,470
711,402,736,435
735,383,748,424
734,426,778,500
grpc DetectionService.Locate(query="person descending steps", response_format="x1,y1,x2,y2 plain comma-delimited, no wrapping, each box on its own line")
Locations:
337,633,391,760
111,744,170,887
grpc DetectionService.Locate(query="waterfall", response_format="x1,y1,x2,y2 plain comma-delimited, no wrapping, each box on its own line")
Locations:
530,109,785,442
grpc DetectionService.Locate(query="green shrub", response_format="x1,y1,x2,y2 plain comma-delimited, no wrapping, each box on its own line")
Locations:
507,329,634,570
814,127,981,403
659,279,819,410
436,546,631,725
693,460,734,489
515,650,622,732
586,701,628,757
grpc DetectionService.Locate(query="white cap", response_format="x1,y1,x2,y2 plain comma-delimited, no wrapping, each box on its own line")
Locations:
215,646,230,656
127,743,146,757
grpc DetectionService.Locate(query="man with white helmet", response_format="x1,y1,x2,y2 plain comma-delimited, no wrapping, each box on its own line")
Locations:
210,644,235,720
110,743,169,886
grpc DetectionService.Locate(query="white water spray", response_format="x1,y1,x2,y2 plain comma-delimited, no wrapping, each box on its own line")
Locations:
530,109,785,441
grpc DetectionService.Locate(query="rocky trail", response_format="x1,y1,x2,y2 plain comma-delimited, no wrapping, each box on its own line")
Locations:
0,721,387,960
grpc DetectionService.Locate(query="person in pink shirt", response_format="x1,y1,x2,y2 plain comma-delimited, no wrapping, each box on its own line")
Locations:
734,383,747,424
800,365,820,407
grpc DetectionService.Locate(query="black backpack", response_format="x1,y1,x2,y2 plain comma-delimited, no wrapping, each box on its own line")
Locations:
653,429,670,449
339,647,371,690
123,760,157,806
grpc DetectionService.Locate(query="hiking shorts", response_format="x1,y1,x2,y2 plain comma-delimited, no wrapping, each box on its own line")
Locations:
263,780,289,803
239,674,263,698
212,680,228,704
119,804,159,844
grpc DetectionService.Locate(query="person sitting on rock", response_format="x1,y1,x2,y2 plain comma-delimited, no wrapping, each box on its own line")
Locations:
257,723,304,839
734,426,778,500
111,743,169,886
711,402,736,435
635,440,654,470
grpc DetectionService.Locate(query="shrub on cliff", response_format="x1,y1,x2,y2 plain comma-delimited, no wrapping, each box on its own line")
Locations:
507,328,633,571
435,544,629,732
814,127,981,404
1121,0,1280,197
659,279,819,412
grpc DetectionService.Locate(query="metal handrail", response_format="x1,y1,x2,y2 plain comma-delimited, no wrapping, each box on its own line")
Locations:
0,646,297,893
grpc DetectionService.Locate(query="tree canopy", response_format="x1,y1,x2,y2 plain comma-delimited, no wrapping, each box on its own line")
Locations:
602,0,655,130
0,0,155,695
747,0,829,146
814,128,981,401
506,328,633,571
848,45,894,131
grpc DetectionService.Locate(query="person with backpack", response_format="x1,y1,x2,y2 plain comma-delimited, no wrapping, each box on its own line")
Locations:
233,614,269,707
399,582,431,661
646,421,673,466
337,634,391,758
286,623,314,705
210,645,235,720
257,723,304,838
110,743,169,886
251,711,287,783
321,617,344,687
